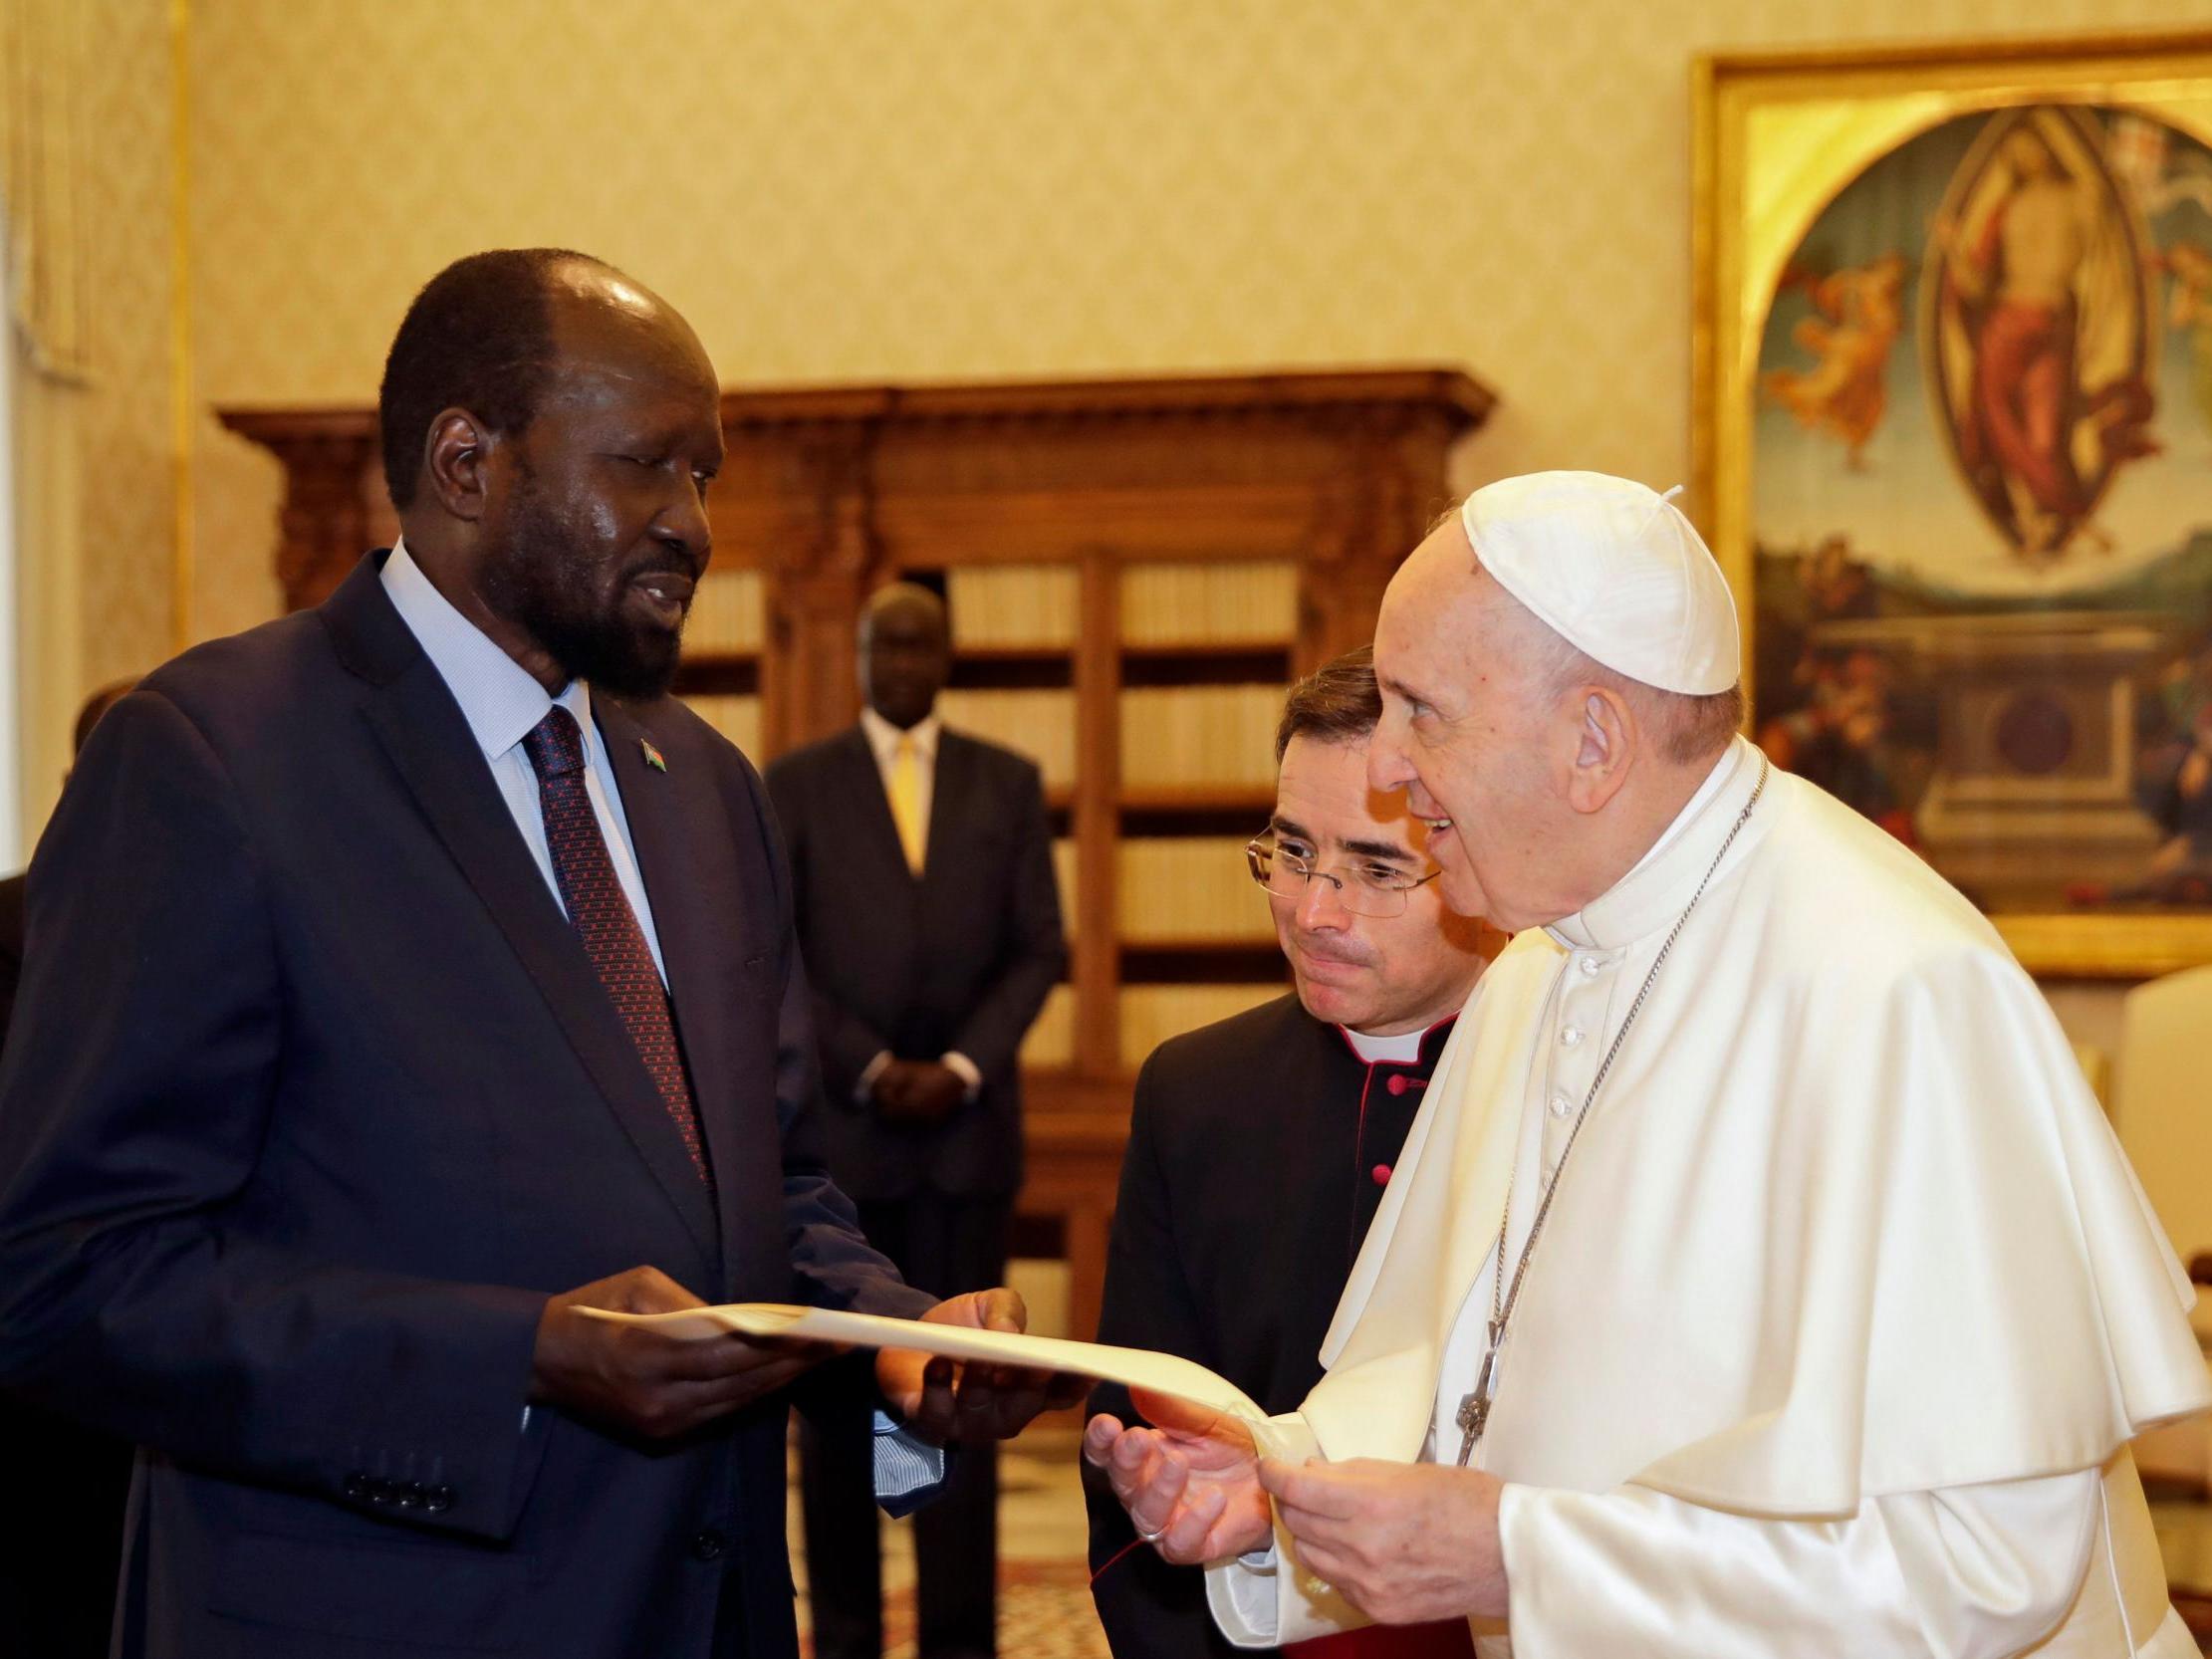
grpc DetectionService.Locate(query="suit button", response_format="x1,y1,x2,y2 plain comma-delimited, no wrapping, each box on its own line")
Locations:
342,1473,369,1502
368,1479,396,1506
691,1529,729,1562
1386,1073,1408,1095
1370,1163,1392,1187
395,1482,425,1510
424,1485,455,1515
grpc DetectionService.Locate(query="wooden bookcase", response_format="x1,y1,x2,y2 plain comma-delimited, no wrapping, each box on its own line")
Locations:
221,367,1495,1339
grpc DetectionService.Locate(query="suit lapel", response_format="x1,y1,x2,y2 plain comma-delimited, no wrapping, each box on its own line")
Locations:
324,560,720,1268
840,727,917,887
919,730,972,884
594,697,750,1263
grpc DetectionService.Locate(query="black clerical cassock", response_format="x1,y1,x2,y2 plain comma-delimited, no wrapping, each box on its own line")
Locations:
1085,994,1473,1659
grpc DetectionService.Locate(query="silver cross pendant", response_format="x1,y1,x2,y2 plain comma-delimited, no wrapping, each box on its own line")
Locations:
1454,1319,1506,1468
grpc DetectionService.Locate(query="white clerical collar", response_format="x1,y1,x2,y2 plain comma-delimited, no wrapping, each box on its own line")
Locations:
1343,1026,1426,1065
860,704,940,767
1544,735,1767,953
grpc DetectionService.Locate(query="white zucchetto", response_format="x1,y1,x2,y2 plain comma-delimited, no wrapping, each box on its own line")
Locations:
1459,471,1742,696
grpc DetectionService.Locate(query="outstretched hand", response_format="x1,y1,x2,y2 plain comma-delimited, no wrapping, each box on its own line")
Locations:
874,1289,1090,1443
1083,1389,1272,1563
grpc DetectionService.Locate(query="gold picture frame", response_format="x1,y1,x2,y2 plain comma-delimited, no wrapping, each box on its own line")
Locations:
1693,29,2212,978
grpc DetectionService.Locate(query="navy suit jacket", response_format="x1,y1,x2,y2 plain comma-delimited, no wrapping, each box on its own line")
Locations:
0,552,933,1659
765,726,1064,1202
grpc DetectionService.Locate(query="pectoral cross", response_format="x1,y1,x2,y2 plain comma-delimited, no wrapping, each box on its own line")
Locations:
1454,1319,1506,1468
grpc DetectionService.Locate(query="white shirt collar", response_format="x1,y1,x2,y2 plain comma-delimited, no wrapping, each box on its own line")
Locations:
380,540,595,761
860,704,940,765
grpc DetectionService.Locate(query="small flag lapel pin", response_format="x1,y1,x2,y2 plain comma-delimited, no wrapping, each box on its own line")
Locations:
639,737,667,773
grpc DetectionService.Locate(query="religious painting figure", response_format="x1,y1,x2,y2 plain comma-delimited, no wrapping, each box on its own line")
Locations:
1929,109,2158,563
2160,240,2212,450
1760,252,1909,469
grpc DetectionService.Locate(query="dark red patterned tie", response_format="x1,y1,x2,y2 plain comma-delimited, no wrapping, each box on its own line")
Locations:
522,707,711,1186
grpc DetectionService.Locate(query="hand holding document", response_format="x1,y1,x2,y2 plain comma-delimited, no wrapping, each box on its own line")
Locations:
579,1300,1291,1454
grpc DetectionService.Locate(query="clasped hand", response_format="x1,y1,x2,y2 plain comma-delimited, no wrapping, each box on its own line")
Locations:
532,1266,1084,1445
1083,1391,1510,1624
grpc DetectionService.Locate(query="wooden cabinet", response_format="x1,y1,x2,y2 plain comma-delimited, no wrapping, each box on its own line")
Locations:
222,366,1494,1338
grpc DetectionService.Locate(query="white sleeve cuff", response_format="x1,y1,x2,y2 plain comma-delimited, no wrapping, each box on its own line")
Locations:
856,1050,893,1104
940,1052,983,1100
870,1409,946,1506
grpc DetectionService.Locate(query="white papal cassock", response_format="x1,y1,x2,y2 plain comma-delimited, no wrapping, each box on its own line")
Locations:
1209,736,2212,1657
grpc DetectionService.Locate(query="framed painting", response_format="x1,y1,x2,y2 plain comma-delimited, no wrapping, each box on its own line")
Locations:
1695,30,2212,976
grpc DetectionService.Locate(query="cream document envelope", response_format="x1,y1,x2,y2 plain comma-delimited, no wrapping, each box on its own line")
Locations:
581,1303,1289,1455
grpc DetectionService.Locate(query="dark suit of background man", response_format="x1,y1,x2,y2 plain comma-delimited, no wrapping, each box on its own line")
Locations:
1084,649,1493,1659
0,679,136,1659
0,249,1059,1659
768,583,1066,1659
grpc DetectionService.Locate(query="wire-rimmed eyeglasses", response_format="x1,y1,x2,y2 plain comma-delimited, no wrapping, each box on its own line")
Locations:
1244,836,1443,919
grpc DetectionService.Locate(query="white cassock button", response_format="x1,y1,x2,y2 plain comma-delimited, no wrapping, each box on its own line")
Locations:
1560,1026,1584,1048
1578,955,1599,977
1548,1092,1572,1118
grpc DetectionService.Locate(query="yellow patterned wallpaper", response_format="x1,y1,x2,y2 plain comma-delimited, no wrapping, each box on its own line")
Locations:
42,0,2212,738
6,0,175,836
180,0,2212,645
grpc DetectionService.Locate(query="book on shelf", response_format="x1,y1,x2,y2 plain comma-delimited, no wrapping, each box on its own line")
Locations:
681,693,763,760
947,564,1080,649
1118,984,1287,1066
1119,685,1285,790
685,568,764,655
937,688,1078,791
1118,837,1276,943
1019,983,1078,1069
1121,561,1296,648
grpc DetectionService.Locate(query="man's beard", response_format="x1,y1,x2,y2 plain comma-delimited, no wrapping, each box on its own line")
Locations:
483,472,686,700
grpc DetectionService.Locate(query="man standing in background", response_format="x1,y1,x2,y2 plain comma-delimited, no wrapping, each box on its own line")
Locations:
768,582,1066,1659
1085,649,1493,1659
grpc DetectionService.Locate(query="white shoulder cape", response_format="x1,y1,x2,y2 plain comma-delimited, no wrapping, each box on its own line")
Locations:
1299,758,2209,1516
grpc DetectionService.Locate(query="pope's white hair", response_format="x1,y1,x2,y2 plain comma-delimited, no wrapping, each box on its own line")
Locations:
1458,538,1744,766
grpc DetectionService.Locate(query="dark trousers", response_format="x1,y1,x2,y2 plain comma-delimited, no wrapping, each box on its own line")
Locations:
802,1193,1010,1659
0,1399,130,1658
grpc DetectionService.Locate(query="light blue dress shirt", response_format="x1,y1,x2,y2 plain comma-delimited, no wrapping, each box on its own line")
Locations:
380,543,667,983
378,543,943,1506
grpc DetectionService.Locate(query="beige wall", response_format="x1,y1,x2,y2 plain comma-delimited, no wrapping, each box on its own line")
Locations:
9,0,176,835
182,0,2212,643
22,2,2210,1050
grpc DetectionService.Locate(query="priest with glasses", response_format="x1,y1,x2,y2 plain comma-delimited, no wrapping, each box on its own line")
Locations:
1087,648,1494,1659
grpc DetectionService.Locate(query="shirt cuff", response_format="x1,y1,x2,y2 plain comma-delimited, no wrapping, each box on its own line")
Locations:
871,1409,948,1519
940,1052,983,1101
857,1050,893,1104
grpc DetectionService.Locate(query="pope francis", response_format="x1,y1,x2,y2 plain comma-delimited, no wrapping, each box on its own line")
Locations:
1085,471,2212,1657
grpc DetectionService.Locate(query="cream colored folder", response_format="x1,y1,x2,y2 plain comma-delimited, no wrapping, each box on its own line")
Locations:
581,1302,1289,1454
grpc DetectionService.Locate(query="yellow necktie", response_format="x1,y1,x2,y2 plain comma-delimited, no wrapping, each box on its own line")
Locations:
888,736,926,873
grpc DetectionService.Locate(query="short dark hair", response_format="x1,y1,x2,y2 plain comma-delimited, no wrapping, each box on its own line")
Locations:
376,248,606,511
1276,646,1382,761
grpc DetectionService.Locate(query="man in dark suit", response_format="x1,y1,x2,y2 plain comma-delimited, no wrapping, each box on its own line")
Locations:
767,583,1065,1659
0,679,137,1659
0,249,1061,1659
1084,650,1493,1659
